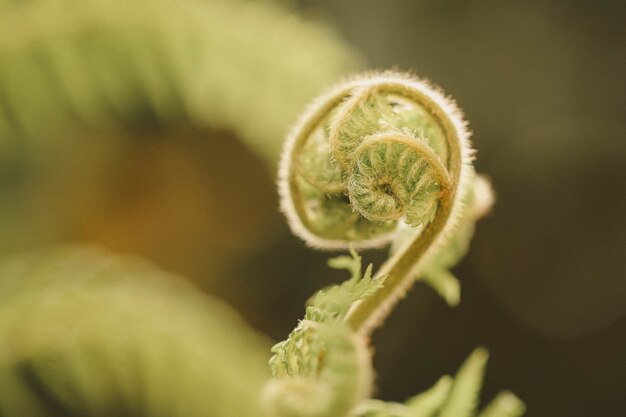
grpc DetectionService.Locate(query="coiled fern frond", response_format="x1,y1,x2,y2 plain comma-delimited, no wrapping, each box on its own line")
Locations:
269,71,524,417
279,71,493,332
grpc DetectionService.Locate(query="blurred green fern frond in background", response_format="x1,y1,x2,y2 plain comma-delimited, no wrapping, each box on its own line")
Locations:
0,246,271,417
0,0,359,265
0,0,358,162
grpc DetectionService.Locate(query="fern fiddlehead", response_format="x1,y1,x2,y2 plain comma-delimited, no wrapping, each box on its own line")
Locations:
279,71,484,335
267,71,521,417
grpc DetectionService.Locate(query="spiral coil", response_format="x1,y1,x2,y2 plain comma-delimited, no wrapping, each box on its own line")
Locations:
279,72,473,252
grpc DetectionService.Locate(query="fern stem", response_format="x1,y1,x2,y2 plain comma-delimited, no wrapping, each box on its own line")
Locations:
344,80,466,334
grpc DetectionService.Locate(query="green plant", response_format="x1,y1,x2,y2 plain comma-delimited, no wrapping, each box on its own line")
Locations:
267,71,524,417
0,0,358,255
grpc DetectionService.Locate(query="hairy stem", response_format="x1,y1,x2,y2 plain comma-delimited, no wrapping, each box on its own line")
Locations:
344,185,455,335
341,79,466,335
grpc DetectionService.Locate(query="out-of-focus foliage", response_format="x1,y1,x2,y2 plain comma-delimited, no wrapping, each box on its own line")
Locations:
0,0,358,162
0,246,271,417
0,0,359,261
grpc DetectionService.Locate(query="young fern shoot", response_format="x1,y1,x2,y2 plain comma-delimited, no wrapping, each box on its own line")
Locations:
278,71,491,335
266,71,523,417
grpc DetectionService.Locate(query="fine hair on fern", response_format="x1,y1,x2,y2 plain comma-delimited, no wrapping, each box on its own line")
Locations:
279,70,491,334
267,70,524,417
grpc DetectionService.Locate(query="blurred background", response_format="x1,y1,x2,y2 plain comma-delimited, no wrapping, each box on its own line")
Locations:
0,0,624,416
